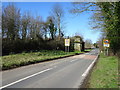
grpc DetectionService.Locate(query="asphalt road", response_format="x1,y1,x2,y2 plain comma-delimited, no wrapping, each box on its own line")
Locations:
1,49,99,88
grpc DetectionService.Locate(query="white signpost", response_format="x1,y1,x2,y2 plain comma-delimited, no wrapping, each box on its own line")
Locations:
65,39,70,52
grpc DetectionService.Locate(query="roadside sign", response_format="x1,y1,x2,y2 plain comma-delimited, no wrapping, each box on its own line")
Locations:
65,39,70,46
103,44,110,47
103,39,110,56
103,39,110,47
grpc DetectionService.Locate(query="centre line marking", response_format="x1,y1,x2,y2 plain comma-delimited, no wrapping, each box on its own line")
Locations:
70,55,85,62
0,68,53,89
80,55,85,58
70,59,77,62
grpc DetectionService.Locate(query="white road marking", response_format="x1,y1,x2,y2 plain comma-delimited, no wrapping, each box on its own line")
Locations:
70,59,77,62
82,55,98,77
0,68,53,89
70,55,85,62
80,55,85,58
85,53,89,55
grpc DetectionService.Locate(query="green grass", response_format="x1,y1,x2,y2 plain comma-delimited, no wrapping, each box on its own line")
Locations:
1,50,84,70
85,48,93,52
88,53,118,88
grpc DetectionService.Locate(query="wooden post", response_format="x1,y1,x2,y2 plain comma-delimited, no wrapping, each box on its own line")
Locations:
65,46,67,52
104,48,106,55
68,46,69,52
107,48,109,56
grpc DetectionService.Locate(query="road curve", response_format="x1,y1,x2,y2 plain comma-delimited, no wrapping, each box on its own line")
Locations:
1,49,99,88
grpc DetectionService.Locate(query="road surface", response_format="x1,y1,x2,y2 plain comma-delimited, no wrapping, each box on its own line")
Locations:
1,49,99,89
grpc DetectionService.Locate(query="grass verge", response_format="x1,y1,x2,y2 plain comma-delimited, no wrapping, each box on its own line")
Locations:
1,50,87,70
88,53,118,88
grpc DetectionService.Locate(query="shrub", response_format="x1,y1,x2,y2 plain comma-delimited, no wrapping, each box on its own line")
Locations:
2,38,66,55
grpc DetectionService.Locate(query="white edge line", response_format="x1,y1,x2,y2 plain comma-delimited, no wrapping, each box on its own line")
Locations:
82,55,98,77
70,55,85,62
70,60,77,62
0,68,53,89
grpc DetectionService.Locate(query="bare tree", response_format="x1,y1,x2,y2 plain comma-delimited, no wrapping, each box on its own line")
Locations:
47,16,57,40
85,39,92,48
41,22,48,40
2,3,20,40
21,11,30,40
35,16,44,39
51,4,64,39
28,15,43,40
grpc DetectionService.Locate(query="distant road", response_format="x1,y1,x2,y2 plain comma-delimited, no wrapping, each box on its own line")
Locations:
1,49,99,88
